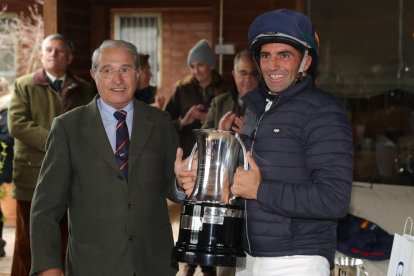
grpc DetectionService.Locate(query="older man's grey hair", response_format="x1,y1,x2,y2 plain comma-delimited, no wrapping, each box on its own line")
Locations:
42,34,75,53
91,40,140,71
233,50,252,69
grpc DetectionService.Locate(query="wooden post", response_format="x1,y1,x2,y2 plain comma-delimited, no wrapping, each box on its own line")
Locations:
43,0,61,35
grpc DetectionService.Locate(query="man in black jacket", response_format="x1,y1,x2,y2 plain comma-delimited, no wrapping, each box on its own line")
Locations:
230,9,354,276
176,9,354,276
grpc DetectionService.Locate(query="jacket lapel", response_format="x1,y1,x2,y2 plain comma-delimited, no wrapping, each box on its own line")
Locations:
81,98,120,173
128,100,153,170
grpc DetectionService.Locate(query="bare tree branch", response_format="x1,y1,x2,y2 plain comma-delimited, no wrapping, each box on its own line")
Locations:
0,3,44,81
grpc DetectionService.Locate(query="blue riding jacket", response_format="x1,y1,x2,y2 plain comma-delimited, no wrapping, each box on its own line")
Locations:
241,75,353,268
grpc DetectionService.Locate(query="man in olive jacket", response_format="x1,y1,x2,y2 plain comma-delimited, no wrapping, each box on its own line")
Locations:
8,34,94,276
202,50,258,132
30,40,179,276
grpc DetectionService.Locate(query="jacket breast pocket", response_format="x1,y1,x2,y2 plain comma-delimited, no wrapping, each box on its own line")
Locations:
136,151,165,181
13,159,42,188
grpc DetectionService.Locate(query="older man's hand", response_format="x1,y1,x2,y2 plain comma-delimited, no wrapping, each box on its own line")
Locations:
39,268,64,276
174,147,197,197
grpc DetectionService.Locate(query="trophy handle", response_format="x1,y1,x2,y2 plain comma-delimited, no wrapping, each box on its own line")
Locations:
229,133,249,203
187,143,198,171
235,133,249,170
187,132,247,170
185,143,198,200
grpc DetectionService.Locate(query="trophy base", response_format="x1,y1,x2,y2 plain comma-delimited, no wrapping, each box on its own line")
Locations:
173,246,245,267
172,201,246,267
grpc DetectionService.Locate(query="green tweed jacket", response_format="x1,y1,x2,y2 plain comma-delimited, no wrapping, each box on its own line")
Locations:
8,69,94,200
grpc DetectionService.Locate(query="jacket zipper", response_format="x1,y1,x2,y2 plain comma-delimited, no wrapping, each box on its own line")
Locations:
245,95,281,255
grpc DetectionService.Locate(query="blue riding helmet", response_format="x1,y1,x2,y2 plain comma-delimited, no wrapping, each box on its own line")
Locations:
248,9,319,75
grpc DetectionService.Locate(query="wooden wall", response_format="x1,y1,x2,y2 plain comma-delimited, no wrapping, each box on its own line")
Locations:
158,8,214,97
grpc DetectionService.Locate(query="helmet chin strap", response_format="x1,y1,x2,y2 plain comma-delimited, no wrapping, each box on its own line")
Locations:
296,50,308,80
289,49,308,87
258,80,278,100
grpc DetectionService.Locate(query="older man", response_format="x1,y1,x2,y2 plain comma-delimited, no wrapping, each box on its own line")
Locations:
8,33,94,276
30,39,180,276
202,50,258,132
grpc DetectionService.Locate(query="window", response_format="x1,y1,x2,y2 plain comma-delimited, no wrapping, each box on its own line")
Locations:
0,13,17,84
113,13,161,87
307,0,414,185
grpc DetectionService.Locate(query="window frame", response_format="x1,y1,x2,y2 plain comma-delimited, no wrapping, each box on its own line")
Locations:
112,11,162,87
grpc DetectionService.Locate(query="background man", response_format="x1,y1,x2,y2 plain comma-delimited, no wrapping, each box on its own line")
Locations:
8,33,94,276
30,39,179,276
134,53,165,110
202,50,258,132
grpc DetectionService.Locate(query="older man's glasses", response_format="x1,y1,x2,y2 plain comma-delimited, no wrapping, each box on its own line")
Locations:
236,70,259,78
98,66,136,79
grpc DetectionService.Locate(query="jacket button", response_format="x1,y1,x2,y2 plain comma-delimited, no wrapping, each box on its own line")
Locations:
128,236,133,241
128,204,132,209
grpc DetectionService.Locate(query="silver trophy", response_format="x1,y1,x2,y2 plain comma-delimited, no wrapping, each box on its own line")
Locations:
172,129,247,267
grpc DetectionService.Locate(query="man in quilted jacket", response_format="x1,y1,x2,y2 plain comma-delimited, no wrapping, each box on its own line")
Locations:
231,9,353,276
176,9,354,276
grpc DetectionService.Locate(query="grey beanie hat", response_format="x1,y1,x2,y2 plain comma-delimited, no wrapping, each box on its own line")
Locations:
187,39,216,68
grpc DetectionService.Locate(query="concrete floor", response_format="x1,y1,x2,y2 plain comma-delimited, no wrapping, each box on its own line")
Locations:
0,226,14,276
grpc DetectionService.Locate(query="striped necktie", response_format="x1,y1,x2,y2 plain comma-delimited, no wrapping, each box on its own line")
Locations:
114,110,129,181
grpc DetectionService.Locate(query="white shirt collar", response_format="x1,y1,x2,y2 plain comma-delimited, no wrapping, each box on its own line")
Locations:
45,71,66,83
